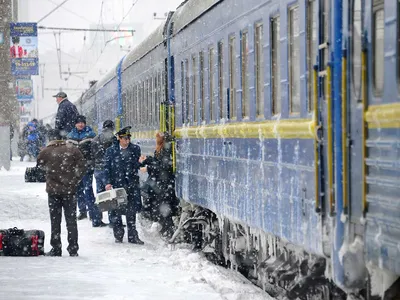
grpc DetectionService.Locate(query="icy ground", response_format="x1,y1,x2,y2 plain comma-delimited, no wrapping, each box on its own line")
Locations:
0,161,271,300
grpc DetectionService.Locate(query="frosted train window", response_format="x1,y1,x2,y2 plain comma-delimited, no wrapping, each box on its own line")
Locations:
133,85,137,124
241,31,249,118
307,0,317,111
218,41,224,119
181,61,185,124
200,52,205,122
255,23,264,118
229,36,236,120
209,47,215,122
352,0,362,100
185,60,190,124
289,5,301,114
373,7,384,96
271,15,281,115
192,56,198,124
398,0,400,89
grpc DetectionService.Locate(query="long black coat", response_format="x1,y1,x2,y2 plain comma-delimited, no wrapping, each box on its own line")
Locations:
55,99,79,137
104,142,141,189
141,145,177,208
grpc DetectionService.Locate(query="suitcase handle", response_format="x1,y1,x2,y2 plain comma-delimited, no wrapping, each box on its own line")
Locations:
8,227,24,236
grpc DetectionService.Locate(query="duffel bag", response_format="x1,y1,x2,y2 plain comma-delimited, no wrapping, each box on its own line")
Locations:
25,166,46,183
0,227,45,256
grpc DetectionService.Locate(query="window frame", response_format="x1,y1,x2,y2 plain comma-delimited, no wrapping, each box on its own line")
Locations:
241,30,249,119
200,51,205,122
255,22,264,118
209,47,215,122
271,15,281,115
372,2,384,97
218,41,224,120
288,4,301,115
307,0,317,111
229,35,236,120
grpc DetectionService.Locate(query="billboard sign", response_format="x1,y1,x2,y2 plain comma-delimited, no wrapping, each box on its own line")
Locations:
16,77,34,101
10,23,39,76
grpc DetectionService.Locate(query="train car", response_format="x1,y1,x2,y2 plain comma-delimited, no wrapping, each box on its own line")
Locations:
77,0,400,298
168,0,400,299
120,18,170,155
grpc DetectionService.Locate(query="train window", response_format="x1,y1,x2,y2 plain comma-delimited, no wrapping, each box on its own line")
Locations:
229,36,236,120
241,30,249,118
133,85,137,124
192,56,198,123
148,79,151,126
255,23,264,118
307,0,317,111
151,77,154,126
289,5,301,114
271,15,281,115
185,60,190,124
200,52,205,122
209,47,215,122
373,5,384,96
322,0,330,68
181,61,185,124
398,0,400,89
218,41,224,119
352,0,362,100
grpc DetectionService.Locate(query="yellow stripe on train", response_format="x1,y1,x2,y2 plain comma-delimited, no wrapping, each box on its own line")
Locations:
174,119,316,139
366,103,400,129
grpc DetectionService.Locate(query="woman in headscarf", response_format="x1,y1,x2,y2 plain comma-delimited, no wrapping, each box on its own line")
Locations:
139,132,178,238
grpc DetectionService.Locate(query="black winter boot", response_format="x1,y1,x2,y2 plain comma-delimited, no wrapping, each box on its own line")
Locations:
77,213,87,220
45,248,62,257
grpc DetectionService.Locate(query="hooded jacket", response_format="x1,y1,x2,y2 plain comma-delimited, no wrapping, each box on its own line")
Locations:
37,140,86,195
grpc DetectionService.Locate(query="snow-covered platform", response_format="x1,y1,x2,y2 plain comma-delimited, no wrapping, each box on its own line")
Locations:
0,161,271,300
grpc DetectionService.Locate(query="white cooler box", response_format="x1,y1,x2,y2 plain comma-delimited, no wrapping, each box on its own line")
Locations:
95,188,127,212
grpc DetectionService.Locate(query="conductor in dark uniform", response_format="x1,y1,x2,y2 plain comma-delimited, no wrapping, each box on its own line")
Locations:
104,126,144,244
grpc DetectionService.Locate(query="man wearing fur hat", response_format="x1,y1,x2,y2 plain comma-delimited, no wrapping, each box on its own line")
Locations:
37,129,86,256
104,126,144,244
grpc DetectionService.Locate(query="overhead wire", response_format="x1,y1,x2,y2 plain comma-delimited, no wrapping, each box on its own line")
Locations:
76,0,141,90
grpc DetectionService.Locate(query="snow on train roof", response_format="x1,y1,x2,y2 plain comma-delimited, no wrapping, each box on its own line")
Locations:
95,67,117,92
121,19,168,71
171,0,221,35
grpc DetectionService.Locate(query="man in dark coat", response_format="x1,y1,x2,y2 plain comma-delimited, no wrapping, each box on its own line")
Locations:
67,115,105,227
54,92,79,138
104,126,144,244
91,120,118,226
37,129,86,257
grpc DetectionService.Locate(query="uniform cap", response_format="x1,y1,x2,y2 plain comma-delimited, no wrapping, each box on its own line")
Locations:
52,92,68,98
116,126,132,137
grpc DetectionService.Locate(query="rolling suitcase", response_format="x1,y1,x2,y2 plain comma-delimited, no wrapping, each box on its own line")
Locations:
0,227,45,256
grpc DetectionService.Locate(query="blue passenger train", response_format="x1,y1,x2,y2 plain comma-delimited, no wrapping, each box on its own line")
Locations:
74,0,400,298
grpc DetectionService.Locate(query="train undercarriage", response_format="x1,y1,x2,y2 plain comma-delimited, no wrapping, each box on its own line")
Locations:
168,201,400,300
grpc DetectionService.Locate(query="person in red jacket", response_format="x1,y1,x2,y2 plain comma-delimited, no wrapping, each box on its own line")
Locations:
10,36,24,58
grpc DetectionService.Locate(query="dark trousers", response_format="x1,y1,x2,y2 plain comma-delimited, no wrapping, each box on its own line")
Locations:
48,194,79,254
77,170,102,226
109,187,141,241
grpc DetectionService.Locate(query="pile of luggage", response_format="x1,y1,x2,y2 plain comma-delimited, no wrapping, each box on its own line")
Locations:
0,227,45,256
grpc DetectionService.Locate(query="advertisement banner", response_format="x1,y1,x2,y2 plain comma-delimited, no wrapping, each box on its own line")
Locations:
10,23,39,76
16,77,34,101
